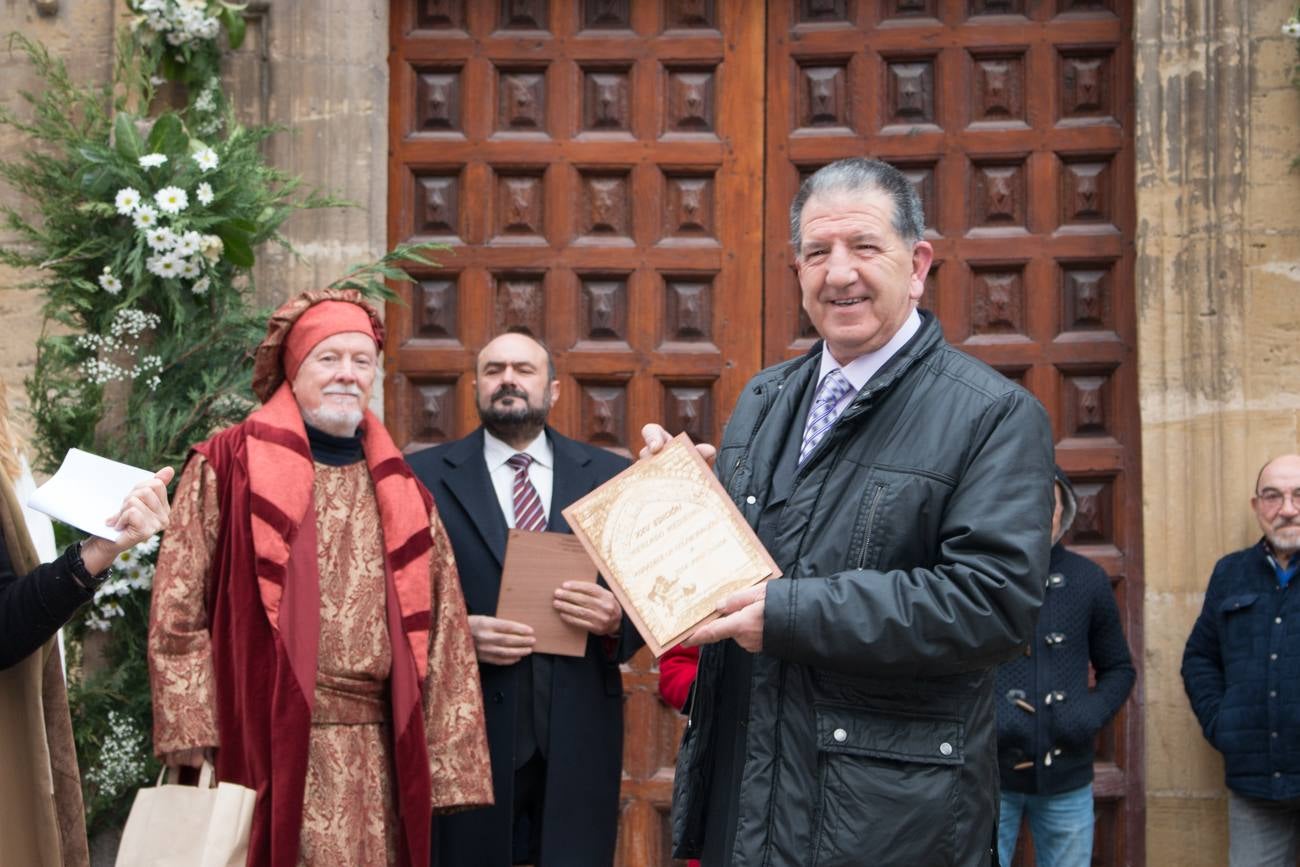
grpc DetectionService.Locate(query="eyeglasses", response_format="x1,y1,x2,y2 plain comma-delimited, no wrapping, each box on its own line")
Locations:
1256,488,1300,511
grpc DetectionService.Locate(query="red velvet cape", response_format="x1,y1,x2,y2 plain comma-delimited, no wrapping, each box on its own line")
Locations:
193,385,435,867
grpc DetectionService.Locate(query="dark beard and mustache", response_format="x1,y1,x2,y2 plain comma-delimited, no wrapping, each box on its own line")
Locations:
478,384,550,441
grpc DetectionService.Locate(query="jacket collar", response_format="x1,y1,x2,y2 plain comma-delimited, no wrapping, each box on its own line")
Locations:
437,426,594,565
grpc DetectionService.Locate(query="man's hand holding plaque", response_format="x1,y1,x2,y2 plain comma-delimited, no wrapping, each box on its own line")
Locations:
562,425,780,657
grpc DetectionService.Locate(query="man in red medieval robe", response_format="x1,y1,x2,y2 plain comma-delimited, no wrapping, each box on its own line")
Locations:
147,289,492,866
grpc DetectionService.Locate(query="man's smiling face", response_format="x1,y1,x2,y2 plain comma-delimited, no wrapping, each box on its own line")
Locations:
795,187,933,365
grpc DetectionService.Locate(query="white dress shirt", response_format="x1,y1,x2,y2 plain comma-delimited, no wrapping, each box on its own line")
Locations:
815,307,922,420
483,429,554,528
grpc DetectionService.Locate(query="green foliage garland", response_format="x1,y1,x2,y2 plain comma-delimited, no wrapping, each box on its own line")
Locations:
1,11,430,835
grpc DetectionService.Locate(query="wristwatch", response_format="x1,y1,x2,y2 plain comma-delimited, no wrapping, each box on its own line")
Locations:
65,540,111,592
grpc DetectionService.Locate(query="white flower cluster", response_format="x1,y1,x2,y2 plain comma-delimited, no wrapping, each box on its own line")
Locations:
83,710,151,799
1285,18,1300,37
76,309,164,388
134,0,221,47
85,536,160,632
108,146,221,296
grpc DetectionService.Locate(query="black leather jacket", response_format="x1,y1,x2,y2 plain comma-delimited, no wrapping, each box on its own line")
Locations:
672,312,1054,866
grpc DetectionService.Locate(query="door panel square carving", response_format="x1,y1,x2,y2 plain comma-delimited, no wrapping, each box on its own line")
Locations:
662,173,717,243
919,261,941,312
1059,50,1114,123
498,0,548,31
897,162,938,236
416,0,464,29
1060,261,1116,333
493,171,547,243
581,67,632,133
577,172,633,242
577,381,629,450
1060,367,1116,439
796,63,851,132
412,275,460,341
663,383,714,446
581,0,631,29
662,274,714,344
414,68,462,133
496,67,548,134
1059,156,1115,230
491,272,546,337
664,0,716,30
883,59,937,131
796,0,853,25
970,265,1026,337
881,0,938,20
969,161,1028,233
578,273,629,343
663,67,717,136
968,53,1025,127
413,172,461,239
967,0,1025,15
1056,0,1116,14
408,379,457,445
1062,477,1115,546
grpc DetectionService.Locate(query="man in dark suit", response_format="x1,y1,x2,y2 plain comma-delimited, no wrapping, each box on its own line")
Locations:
408,330,638,867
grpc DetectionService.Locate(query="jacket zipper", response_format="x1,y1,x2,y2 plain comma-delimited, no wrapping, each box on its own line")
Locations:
856,483,886,569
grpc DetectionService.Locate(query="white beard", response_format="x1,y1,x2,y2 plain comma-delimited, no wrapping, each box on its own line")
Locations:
300,403,363,437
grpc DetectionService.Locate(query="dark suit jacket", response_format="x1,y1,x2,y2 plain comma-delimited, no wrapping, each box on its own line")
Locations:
408,426,638,867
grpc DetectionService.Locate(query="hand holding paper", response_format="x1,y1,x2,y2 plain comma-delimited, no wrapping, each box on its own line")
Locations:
27,448,174,572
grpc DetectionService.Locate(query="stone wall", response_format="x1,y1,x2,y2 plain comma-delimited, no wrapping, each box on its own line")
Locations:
1137,0,1300,862
0,0,390,466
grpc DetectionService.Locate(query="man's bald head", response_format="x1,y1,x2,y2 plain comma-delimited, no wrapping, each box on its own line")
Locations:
1253,454,1300,562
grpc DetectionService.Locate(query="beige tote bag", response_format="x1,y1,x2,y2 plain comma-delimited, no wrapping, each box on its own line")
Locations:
115,761,255,867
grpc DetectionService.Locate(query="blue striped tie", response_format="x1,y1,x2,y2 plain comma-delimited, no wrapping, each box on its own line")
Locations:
798,368,853,466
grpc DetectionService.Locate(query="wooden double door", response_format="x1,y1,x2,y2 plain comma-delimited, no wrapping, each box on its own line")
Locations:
387,1,1141,865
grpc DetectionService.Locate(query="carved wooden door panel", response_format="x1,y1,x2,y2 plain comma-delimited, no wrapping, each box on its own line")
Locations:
387,2,763,866
763,3,1141,866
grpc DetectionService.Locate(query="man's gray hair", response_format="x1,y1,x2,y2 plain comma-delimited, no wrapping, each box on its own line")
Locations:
789,158,925,252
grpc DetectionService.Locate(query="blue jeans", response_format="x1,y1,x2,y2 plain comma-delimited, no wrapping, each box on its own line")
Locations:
997,783,1094,867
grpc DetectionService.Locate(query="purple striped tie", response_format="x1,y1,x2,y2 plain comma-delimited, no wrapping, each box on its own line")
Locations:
507,453,548,532
798,368,853,465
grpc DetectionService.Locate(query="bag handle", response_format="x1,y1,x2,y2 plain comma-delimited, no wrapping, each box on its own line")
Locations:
156,758,218,789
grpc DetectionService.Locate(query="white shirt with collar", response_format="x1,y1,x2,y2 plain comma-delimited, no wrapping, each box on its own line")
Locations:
815,307,922,422
483,428,554,528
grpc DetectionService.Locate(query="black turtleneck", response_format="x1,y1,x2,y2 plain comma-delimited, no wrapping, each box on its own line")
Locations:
305,423,364,466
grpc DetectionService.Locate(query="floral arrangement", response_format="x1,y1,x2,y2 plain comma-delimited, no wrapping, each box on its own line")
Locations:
2,14,429,836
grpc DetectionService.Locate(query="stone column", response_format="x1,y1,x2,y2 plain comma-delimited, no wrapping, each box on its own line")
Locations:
1136,0,1300,863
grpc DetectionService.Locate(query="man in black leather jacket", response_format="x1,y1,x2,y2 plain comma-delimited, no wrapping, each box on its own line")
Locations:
642,157,1055,867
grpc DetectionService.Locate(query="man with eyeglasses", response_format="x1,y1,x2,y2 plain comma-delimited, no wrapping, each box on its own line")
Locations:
1183,454,1300,866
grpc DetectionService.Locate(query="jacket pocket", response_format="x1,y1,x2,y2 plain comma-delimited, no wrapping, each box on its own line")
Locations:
811,703,964,867
1218,593,1261,661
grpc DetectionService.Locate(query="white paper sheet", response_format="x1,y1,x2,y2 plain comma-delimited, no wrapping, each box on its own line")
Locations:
26,448,153,540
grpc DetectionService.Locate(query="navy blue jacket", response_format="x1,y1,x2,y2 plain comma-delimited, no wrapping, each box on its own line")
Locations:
1181,540,1300,801
995,542,1134,795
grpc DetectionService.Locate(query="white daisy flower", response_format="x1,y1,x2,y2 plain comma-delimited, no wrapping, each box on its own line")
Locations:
180,258,201,279
98,267,123,295
174,231,202,257
144,226,177,250
154,186,188,214
147,254,183,279
132,204,159,229
191,276,211,295
196,182,214,206
192,148,219,172
138,153,168,168
114,187,143,215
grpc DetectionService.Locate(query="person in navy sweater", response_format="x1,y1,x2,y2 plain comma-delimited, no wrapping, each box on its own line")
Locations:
995,466,1134,867
1183,454,1300,867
